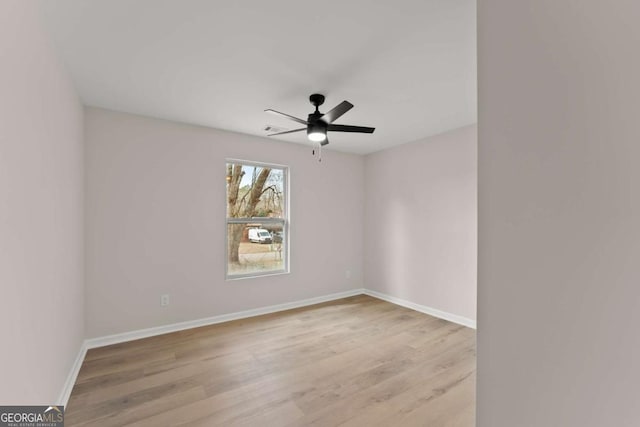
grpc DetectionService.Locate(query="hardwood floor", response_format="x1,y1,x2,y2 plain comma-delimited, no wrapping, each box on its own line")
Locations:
66,295,476,426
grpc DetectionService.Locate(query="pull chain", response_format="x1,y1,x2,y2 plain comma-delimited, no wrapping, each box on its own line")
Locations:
312,142,322,162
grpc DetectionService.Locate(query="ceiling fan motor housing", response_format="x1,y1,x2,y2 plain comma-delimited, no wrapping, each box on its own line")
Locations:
307,118,327,136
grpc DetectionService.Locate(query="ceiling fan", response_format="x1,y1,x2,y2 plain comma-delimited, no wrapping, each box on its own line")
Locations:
265,94,375,147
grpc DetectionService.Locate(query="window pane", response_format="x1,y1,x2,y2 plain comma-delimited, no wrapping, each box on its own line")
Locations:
227,223,286,276
226,163,285,219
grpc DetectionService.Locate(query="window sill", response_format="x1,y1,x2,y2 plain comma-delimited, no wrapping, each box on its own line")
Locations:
225,269,290,281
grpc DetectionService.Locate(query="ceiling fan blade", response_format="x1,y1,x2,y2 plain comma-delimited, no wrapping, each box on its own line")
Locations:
327,124,375,133
268,127,306,136
321,101,354,124
264,109,308,125
321,137,330,146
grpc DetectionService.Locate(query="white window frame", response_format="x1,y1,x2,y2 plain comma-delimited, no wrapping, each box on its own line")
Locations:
225,159,290,280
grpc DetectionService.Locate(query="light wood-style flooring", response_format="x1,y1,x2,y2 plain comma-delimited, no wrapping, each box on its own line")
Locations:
66,295,476,426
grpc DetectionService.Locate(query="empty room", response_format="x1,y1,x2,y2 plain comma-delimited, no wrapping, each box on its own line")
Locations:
3,1,639,427
1,1,478,425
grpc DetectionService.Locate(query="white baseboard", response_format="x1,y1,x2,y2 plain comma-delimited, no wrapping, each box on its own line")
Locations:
85,288,366,350
362,289,476,329
57,340,88,407
59,286,474,406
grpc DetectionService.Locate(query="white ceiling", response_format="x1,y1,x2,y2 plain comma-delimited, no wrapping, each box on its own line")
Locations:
37,0,476,155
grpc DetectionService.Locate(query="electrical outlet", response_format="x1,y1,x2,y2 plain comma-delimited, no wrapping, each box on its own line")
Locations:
160,294,170,307
345,270,352,279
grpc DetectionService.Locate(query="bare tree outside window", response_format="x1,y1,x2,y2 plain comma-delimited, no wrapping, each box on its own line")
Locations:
226,161,287,278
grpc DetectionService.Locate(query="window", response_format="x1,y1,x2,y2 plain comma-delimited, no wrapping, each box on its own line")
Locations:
226,160,288,279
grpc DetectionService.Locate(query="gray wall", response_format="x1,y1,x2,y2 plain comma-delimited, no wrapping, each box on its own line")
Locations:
0,1,84,404
478,1,640,425
365,125,477,323
85,108,364,338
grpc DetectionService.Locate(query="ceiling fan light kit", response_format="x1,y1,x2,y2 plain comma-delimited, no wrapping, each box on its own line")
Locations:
265,94,375,160
307,122,327,142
